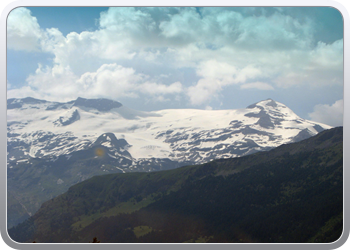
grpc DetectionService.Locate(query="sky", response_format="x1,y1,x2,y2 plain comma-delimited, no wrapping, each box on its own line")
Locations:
6,7,344,126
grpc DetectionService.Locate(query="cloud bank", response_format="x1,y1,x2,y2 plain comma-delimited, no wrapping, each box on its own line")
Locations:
308,100,343,127
7,7,343,110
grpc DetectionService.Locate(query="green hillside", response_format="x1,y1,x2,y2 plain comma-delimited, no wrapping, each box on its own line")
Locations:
8,127,343,243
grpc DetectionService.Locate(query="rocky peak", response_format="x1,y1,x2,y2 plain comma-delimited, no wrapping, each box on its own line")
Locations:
72,97,122,112
245,99,300,129
247,98,278,109
92,132,132,159
93,132,129,149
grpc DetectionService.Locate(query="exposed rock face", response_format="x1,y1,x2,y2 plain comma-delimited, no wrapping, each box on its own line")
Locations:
54,109,80,126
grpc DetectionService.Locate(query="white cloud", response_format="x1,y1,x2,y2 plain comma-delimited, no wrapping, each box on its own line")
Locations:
76,64,141,98
7,7,343,108
8,63,183,102
159,8,314,50
7,86,44,100
240,82,274,90
187,60,265,105
273,39,343,88
308,99,343,127
196,60,237,80
7,7,43,51
159,7,204,44
7,80,11,90
138,81,183,95
186,60,236,105
232,12,314,50
187,78,222,106
99,7,156,38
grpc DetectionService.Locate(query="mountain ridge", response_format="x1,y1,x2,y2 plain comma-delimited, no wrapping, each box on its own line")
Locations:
7,97,332,163
7,97,333,228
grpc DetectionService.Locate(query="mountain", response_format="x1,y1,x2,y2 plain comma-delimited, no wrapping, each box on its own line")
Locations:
7,97,331,164
7,132,189,228
8,127,343,243
7,97,332,228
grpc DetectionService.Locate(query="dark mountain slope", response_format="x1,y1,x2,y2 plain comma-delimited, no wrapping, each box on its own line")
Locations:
8,127,343,243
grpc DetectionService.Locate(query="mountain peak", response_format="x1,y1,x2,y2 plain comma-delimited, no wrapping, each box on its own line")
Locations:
72,97,122,112
246,98,278,109
244,99,300,129
7,97,48,109
92,132,131,158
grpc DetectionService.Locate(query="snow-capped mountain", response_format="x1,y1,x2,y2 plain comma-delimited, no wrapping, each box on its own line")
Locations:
7,97,332,228
7,97,331,168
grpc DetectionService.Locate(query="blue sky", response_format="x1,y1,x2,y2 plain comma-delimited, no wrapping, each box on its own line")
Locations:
6,7,344,126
